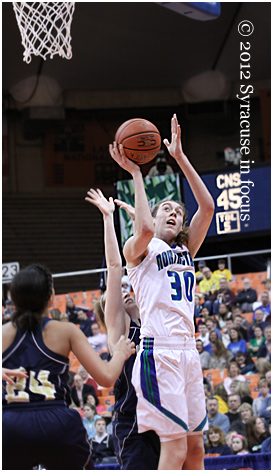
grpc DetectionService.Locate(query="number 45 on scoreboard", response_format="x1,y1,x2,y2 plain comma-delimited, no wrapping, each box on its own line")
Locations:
2,262,20,284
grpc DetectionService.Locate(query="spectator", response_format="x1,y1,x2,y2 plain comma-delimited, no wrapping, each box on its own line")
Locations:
231,434,249,455
203,378,213,400
196,307,211,330
2,300,14,324
71,374,97,409
90,417,116,463
265,369,271,389
230,403,253,436
227,328,247,356
236,381,253,406
65,296,82,324
195,260,206,283
258,279,271,303
235,279,257,313
87,297,98,322
261,420,271,453
84,393,105,415
254,291,271,318
59,313,69,322
234,351,257,375
208,330,220,345
77,309,93,337
225,394,241,425
255,358,271,378
194,293,203,319
248,309,270,340
78,365,98,394
196,339,211,370
210,278,236,314
248,325,265,358
213,259,233,282
252,379,271,416
204,425,232,456
88,322,108,353
196,322,211,353
221,317,235,348
233,314,249,341
224,362,246,395
205,317,222,339
217,303,232,331
50,308,61,320
147,150,174,177
245,416,270,453
259,394,271,426
230,379,240,395
199,267,221,313
213,384,229,414
206,397,230,435
231,306,251,331
208,339,233,370
225,430,238,449
82,403,101,440
257,325,271,361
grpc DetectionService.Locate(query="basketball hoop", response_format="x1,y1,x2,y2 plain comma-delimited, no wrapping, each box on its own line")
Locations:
12,2,75,64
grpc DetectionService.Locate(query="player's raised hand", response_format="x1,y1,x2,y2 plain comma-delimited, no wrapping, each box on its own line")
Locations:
112,335,136,361
2,367,28,385
109,142,141,175
163,114,184,160
114,199,135,221
85,188,115,216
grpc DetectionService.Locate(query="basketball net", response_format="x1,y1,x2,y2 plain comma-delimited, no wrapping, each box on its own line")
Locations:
12,2,75,64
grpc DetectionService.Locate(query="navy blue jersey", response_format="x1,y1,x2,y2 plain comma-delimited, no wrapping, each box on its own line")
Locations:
113,320,140,416
2,318,70,408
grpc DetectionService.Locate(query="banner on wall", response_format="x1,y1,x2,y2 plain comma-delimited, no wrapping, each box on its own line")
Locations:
116,173,181,247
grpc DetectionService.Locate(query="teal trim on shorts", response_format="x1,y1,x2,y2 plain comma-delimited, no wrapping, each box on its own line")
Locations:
193,414,208,431
141,338,189,432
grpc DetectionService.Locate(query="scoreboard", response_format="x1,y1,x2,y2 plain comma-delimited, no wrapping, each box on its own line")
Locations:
182,165,270,237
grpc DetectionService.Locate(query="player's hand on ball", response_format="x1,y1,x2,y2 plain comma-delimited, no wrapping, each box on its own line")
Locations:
85,188,115,216
163,114,184,160
109,142,141,175
113,335,136,360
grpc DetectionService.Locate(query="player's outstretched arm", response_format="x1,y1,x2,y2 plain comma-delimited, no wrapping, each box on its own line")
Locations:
86,188,128,351
109,142,154,267
2,367,28,385
70,324,135,387
164,114,215,258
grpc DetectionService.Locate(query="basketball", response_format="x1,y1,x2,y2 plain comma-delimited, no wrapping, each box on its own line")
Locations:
115,118,161,164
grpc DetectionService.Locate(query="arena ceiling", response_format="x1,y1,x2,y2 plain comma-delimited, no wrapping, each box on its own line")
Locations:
2,2,271,101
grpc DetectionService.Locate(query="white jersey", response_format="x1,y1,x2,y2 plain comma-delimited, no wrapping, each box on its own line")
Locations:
127,237,195,339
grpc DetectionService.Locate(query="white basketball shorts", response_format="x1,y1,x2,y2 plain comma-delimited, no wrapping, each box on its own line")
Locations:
131,336,208,442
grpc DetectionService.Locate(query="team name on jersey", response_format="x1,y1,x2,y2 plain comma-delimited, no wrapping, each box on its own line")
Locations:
156,249,194,272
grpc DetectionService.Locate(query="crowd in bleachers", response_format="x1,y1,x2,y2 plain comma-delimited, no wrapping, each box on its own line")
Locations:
2,259,270,464
194,260,271,457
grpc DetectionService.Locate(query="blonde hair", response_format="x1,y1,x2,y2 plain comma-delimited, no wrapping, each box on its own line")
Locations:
93,294,106,331
235,381,251,397
255,358,271,375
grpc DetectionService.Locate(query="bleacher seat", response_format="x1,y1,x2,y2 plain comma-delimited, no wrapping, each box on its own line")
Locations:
98,395,115,409
203,369,223,387
100,387,114,397
242,312,253,324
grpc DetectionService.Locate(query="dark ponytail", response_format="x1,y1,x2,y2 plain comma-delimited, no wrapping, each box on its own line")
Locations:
10,264,53,331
